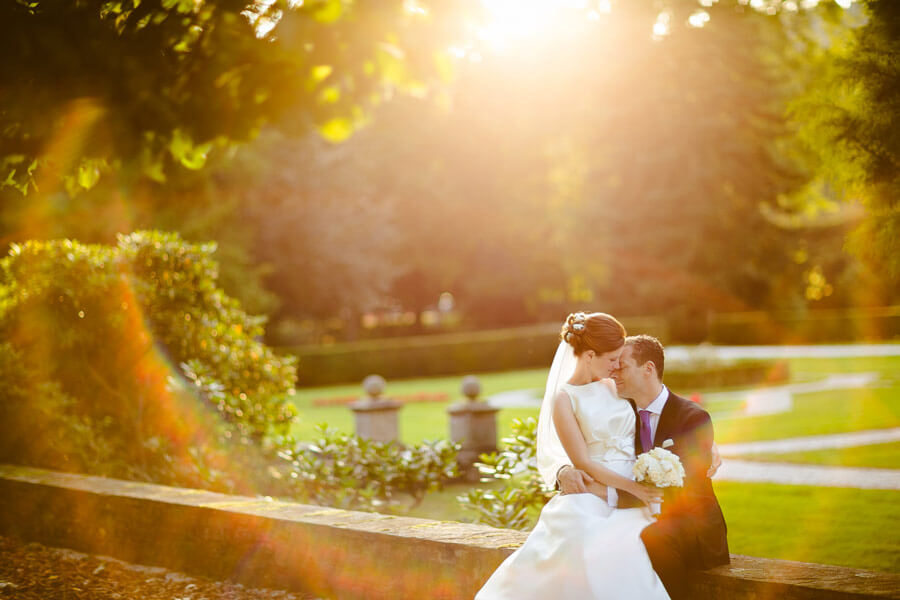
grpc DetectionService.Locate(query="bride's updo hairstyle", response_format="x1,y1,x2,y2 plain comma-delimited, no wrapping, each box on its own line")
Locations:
560,312,626,356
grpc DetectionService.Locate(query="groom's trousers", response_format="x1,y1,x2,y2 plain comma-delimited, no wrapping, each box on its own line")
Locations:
640,517,691,600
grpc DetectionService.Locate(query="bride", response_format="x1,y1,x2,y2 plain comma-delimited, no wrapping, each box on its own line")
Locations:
475,312,670,600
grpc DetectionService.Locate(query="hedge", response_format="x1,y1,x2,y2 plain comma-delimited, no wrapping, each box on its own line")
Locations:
283,318,669,387
707,306,900,344
663,360,790,391
0,232,297,493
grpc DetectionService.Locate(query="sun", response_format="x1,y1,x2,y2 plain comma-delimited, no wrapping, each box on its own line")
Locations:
477,0,594,49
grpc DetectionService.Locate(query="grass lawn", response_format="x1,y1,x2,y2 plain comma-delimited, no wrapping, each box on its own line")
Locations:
289,368,548,444
787,356,900,380
405,481,900,574
406,479,508,523
711,385,900,444
715,481,900,574
704,356,900,443
740,441,900,469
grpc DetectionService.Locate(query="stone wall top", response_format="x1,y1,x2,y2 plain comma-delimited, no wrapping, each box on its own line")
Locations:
1,464,898,599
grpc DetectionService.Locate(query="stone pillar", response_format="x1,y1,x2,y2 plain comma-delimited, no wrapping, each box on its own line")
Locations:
447,375,499,481
350,375,402,443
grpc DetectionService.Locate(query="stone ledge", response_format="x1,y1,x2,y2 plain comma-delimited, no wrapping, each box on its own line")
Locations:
1,464,898,599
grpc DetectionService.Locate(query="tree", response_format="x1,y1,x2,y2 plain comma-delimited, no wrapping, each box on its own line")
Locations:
4,0,883,339
788,0,900,297
220,1,880,334
0,0,470,325
324,1,843,333
578,2,814,332
0,0,464,196
222,130,404,335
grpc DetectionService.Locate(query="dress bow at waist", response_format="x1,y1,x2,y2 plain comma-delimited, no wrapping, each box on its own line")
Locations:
586,435,634,462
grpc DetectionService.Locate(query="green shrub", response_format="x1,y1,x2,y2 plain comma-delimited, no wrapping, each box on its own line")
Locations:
278,424,459,513
458,417,552,530
0,231,297,492
0,342,122,474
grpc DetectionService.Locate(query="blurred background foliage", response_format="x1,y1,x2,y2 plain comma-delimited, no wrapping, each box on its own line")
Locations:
1,0,898,349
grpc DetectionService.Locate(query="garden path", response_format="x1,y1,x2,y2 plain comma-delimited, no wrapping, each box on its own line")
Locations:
713,459,900,490
718,428,900,456
704,371,880,417
713,428,900,489
665,343,900,361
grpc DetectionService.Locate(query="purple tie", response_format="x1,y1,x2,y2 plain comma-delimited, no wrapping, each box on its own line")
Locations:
639,410,653,453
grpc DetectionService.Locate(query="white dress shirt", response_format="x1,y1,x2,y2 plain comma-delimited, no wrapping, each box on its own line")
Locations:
608,384,668,507
640,384,669,445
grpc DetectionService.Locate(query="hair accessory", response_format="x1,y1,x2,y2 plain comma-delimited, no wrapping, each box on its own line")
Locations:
572,322,585,331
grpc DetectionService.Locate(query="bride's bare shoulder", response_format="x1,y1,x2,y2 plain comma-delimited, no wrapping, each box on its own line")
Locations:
598,378,618,396
554,387,572,403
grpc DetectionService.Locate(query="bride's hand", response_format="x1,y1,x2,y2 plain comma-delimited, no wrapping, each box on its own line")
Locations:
585,480,608,502
629,482,663,506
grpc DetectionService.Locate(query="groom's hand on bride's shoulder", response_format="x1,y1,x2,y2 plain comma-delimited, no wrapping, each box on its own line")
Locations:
558,466,593,494
707,443,722,478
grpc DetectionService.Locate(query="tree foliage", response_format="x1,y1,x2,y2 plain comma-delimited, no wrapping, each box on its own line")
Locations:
788,0,900,293
321,2,843,335
0,0,464,195
174,0,882,341
2,0,892,344
220,130,404,329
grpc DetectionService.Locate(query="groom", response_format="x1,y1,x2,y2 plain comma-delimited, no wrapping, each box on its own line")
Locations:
558,334,730,599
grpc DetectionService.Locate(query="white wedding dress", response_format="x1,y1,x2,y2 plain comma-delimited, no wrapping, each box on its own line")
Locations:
475,381,670,600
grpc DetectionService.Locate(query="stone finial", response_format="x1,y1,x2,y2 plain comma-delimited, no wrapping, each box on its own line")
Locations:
353,375,400,442
449,375,497,481
362,374,386,399
460,375,481,402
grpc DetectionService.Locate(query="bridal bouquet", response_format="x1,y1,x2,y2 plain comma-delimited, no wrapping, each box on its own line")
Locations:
634,448,684,488
633,447,685,489
633,447,684,516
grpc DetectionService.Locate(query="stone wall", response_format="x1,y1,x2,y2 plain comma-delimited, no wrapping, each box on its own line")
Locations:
1,465,898,599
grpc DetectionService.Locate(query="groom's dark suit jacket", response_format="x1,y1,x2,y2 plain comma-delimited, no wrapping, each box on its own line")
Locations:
618,390,730,598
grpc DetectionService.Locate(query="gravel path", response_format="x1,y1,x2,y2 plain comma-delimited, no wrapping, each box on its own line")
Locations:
666,343,900,361
713,428,900,489
0,536,325,600
718,428,900,456
713,460,900,490
487,388,542,408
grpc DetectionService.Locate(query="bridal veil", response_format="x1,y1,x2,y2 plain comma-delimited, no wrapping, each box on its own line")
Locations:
536,341,577,488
